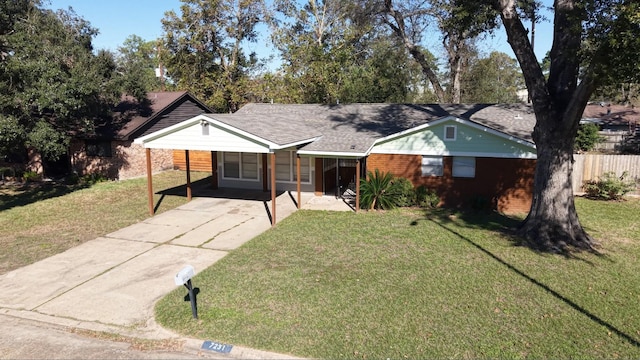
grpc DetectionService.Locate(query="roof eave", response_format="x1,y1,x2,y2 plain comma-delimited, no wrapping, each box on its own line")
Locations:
297,150,368,158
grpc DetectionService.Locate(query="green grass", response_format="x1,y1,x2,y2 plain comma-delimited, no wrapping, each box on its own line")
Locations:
0,171,209,274
156,198,640,359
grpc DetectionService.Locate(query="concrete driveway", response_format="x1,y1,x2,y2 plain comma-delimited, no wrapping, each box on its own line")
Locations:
0,190,351,358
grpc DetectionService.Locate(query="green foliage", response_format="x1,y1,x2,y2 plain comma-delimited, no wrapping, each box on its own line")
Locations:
65,171,108,185
161,0,262,112
0,166,16,180
0,115,26,156
266,0,420,104
0,3,119,167
575,123,604,152
583,1,640,88
583,171,637,200
26,121,69,161
80,172,109,185
415,185,440,208
115,35,164,98
462,51,525,103
393,177,416,207
22,170,40,182
359,169,401,210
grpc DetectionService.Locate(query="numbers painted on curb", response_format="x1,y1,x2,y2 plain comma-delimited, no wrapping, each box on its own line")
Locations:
201,340,233,353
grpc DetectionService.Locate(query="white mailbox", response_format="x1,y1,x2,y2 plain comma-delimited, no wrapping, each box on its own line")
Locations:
175,265,195,286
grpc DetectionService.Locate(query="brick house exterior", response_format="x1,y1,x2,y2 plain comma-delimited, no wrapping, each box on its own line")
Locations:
136,103,538,214
71,91,211,180
367,154,535,213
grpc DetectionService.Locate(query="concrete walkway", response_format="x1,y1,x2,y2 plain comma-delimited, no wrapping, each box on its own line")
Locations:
0,191,353,359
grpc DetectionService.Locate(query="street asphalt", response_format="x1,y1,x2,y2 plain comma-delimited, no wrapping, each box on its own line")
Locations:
0,190,353,359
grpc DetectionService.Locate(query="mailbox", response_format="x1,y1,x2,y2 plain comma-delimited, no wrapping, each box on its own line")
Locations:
175,265,195,286
174,265,198,319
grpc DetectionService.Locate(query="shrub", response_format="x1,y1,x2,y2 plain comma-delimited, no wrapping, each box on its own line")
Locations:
22,170,40,182
359,169,402,210
415,185,439,208
393,177,416,207
575,123,604,152
81,172,108,185
583,171,636,200
0,167,15,180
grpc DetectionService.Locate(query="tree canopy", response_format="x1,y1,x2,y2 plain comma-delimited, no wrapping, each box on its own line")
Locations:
0,1,121,172
160,0,262,113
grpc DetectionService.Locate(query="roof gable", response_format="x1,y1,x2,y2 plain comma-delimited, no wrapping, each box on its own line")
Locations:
94,91,212,141
372,117,536,159
134,114,321,152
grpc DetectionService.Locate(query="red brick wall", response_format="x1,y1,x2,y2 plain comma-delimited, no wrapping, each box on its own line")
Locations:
70,139,173,180
367,154,535,214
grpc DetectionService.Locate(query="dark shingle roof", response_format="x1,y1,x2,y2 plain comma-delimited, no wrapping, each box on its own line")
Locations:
582,103,640,126
228,103,536,154
94,91,212,140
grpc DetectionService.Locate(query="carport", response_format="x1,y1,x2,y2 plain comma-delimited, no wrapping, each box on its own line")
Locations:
134,114,333,226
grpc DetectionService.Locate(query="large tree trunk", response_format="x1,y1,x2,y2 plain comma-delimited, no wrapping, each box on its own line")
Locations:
518,120,596,251
494,0,600,252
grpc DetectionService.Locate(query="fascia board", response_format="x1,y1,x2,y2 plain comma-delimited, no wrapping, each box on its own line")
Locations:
370,148,537,159
297,150,368,158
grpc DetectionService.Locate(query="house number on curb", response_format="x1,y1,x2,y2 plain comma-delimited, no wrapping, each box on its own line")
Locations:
201,340,233,353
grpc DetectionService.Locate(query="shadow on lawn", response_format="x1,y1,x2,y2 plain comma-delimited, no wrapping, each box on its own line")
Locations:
0,182,89,212
412,209,640,350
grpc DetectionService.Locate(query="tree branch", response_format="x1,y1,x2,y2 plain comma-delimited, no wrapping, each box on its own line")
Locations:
384,0,446,102
494,0,548,112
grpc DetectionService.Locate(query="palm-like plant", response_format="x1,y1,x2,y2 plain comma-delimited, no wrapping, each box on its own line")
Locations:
359,169,401,210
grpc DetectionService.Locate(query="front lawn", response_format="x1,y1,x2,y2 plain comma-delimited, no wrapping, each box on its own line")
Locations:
156,198,640,359
0,171,209,274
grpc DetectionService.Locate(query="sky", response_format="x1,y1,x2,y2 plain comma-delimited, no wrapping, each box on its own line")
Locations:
46,0,555,71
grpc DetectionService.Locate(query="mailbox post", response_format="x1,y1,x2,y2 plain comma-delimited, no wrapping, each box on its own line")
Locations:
175,265,198,319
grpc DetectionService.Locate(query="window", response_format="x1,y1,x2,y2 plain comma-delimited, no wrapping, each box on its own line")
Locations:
421,156,443,176
296,156,310,182
274,151,311,183
241,153,257,179
275,151,291,181
222,152,259,180
444,125,457,141
86,141,112,157
223,152,239,178
453,157,475,178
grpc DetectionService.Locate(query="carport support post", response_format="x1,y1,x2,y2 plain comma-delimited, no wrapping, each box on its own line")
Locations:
185,150,192,201
145,148,154,216
296,154,301,209
270,152,276,226
356,158,360,212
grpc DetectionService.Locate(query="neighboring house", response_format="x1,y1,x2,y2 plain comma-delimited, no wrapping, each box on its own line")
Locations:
70,91,212,179
581,103,640,153
135,103,537,214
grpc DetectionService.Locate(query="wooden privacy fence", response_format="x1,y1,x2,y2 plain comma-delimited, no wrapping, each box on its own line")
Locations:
572,154,640,195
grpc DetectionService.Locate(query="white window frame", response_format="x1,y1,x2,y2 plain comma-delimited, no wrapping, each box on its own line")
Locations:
444,125,457,141
222,152,260,181
452,157,476,178
421,156,443,177
274,151,311,184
